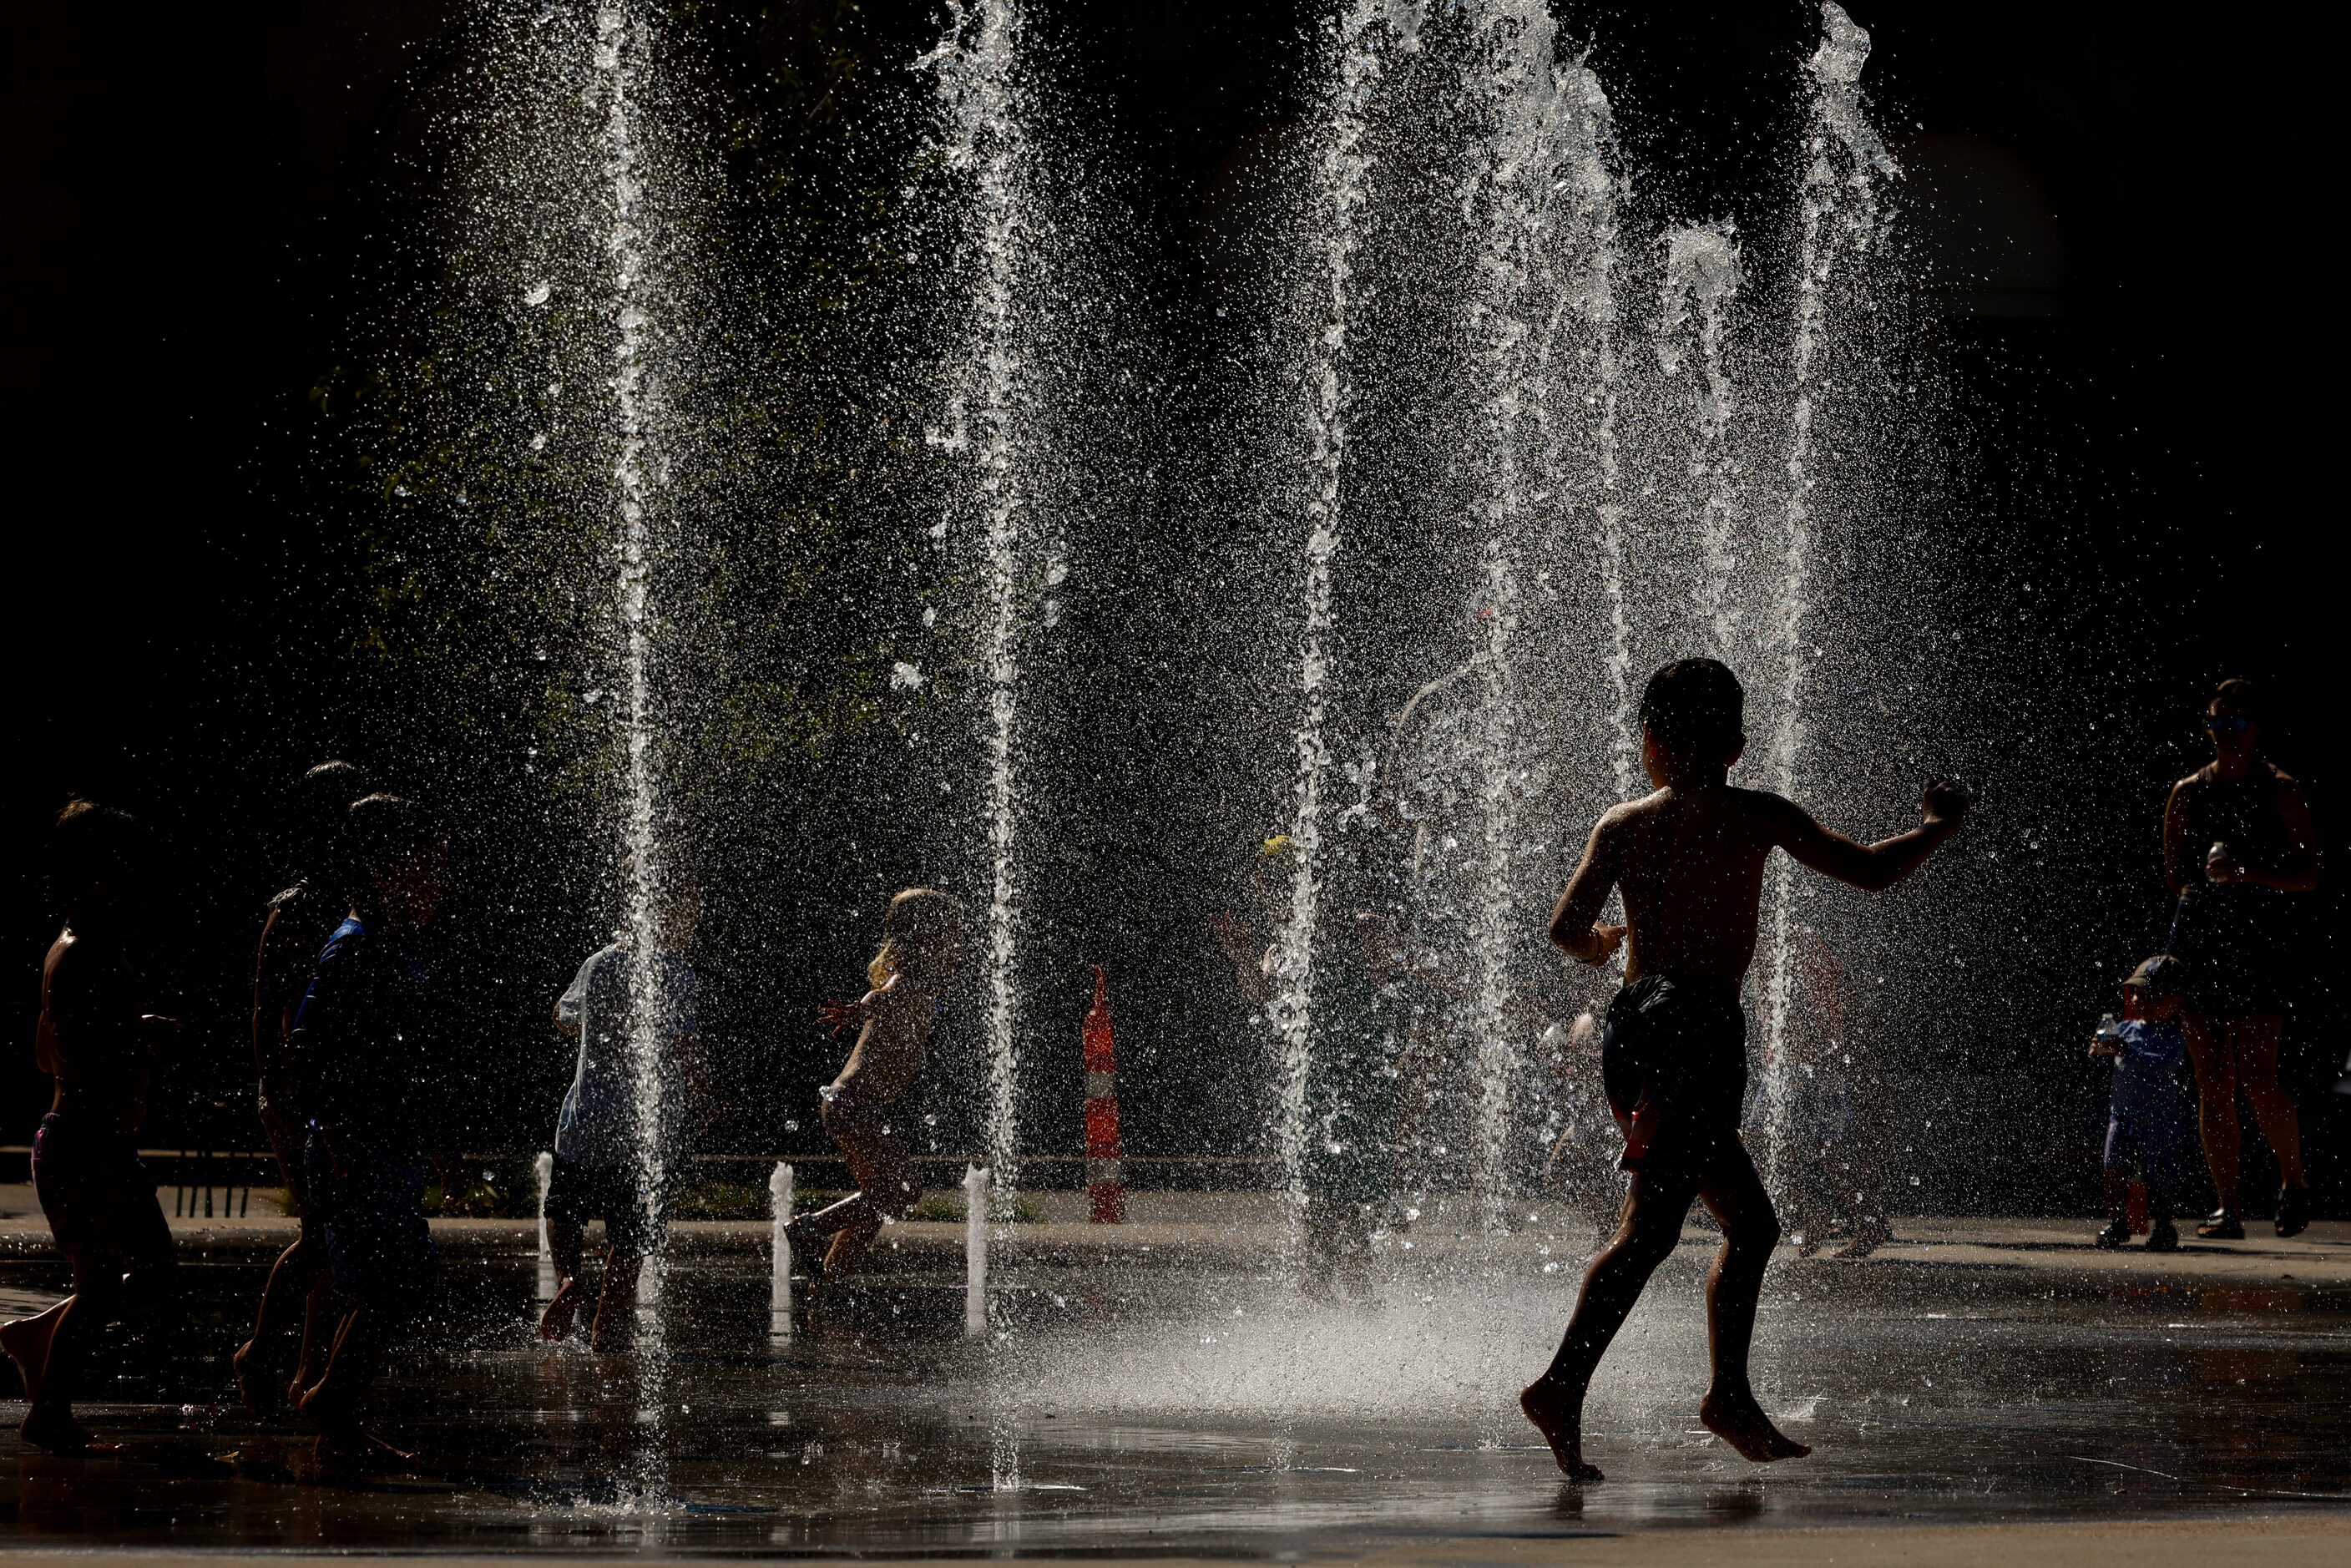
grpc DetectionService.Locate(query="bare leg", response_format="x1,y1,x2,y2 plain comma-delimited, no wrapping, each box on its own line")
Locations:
235,1227,324,1413
588,1252,642,1353
1691,1156,1808,1464
290,1273,331,1399
818,1201,887,1280
2232,1016,2306,1188
1522,1172,1696,1480
1,1298,71,1406
23,1248,171,1454
538,1217,588,1341
2182,1013,2239,1216
298,1301,417,1468
794,1117,919,1284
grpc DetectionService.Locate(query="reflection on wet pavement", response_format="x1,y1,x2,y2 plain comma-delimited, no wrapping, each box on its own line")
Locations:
3,1253,2348,1553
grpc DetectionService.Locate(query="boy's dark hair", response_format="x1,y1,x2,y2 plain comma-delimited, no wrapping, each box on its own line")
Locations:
1639,658,1746,763
345,793,439,880
295,760,372,834
52,799,149,915
290,759,372,893
2212,677,2263,721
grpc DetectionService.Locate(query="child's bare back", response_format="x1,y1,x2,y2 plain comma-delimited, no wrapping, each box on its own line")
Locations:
1558,781,1967,987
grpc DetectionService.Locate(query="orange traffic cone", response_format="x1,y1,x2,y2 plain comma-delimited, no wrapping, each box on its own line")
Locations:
1083,965,1125,1224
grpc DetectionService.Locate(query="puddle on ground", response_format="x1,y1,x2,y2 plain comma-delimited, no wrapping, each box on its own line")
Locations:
2,1251,2347,1552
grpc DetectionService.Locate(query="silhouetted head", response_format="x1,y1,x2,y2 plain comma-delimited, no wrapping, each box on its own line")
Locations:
868,888,966,991
345,793,447,928
51,799,153,931
2123,954,2187,1023
2203,678,2263,772
1639,658,1747,784
290,758,372,890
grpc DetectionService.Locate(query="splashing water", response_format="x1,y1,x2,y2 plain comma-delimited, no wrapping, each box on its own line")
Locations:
1269,0,1419,1262
596,0,671,1490
1459,0,1571,1233
1760,2,1898,1186
1550,63,1634,804
923,0,1031,1195
1656,224,1747,661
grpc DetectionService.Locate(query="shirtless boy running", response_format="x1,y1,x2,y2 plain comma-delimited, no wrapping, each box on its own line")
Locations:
786,888,964,1286
1522,659,1967,1479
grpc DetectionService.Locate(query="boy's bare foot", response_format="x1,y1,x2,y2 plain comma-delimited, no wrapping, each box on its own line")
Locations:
1519,1378,1604,1481
538,1277,583,1341
20,1409,123,1455
1,1316,52,1404
233,1338,281,1415
1698,1390,1812,1463
313,1426,419,1472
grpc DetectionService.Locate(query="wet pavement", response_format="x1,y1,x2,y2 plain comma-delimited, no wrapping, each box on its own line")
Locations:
3,1236,2349,1558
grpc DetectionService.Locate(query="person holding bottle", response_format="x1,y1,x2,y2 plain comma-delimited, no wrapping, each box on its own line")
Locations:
2161,678,2318,1239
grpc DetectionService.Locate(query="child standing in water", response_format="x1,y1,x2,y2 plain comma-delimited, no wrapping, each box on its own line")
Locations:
1524,659,1968,1480
2089,956,2187,1252
786,889,964,1286
2,802,180,1454
538,876,710,1351
286,794,449,1469
235,758,371,1413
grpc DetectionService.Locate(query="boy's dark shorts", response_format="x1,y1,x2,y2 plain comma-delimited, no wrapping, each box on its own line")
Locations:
306,1131,437,1301
31,1112,176,1272
1601,975,1752,1186
544,1153,667,1256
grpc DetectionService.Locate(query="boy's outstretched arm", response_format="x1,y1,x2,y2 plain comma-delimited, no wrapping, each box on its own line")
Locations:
1772,781,1969,893
1549,817,1626,965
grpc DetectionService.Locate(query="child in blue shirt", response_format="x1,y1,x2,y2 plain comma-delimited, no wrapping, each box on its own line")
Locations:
2091,955,2188,1252
537,877,709,1352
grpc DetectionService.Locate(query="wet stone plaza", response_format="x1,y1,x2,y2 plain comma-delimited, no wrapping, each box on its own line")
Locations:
4,1221,2349,1556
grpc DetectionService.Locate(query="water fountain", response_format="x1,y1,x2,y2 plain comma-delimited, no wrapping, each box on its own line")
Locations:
535,1149,558,1302
768,1161,793,1343
1757,2,1904,1187
1268,0,1424,1264
1655,224,1747,664
920,0,1037,1202
1274,1,1904,1220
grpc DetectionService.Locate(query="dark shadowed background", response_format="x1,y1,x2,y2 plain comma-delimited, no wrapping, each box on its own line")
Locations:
3,2,2341,1210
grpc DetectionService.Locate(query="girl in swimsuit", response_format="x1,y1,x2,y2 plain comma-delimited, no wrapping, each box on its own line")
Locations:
787,888,965,1286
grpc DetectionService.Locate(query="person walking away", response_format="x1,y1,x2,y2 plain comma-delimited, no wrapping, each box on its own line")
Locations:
285,794,448,1469
1524,658,1968,1480
235,758,372,1412
2089,957,2189,1252
537,875,710,1351
2162,679,2317,1238
1,802,181,1454
786,889,964,1287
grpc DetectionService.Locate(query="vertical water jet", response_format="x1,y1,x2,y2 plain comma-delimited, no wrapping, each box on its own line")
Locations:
1656,225,1747,662
1459,0,1566,1232
1269,0,1419,1260
923,0,1033,1199
1759,1,1898,1179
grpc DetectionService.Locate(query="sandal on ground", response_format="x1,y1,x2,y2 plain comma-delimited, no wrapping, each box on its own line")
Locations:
2092,1218,2130,1249
2197,1212,2244,1241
